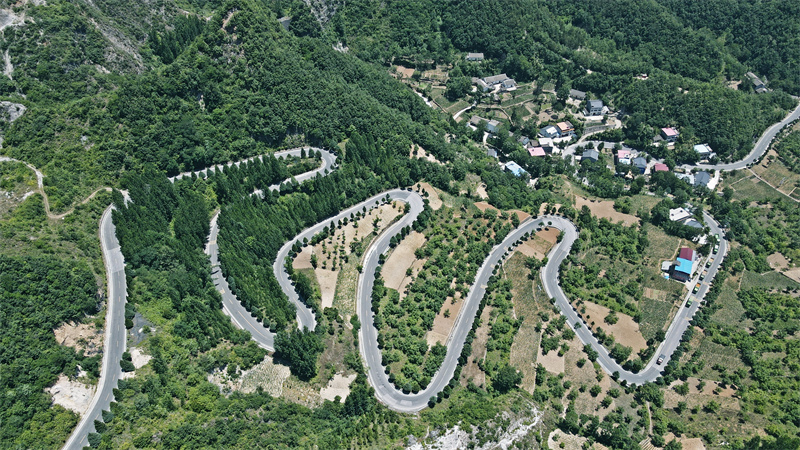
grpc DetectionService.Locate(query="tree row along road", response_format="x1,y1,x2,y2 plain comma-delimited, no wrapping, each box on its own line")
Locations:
1,96,793,447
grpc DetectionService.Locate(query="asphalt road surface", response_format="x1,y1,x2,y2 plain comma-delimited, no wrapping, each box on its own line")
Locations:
63,206,127,450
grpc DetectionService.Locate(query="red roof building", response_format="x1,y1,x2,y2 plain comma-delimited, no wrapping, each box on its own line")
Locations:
678,247,695,261
654,163,669,172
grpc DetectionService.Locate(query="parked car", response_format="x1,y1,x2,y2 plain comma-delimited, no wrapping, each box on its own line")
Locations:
686,299,694,307
706,258,714,268
692,283,701,294
657,354,666,365
700,270,708,281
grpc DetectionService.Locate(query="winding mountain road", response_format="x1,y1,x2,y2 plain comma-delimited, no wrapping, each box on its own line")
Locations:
1,93,795,447
694,100,800,172
540,213,728,384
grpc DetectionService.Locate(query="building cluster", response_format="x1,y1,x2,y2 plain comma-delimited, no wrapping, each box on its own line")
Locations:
746,72,768,94
668,207,704,229
473,73,517,92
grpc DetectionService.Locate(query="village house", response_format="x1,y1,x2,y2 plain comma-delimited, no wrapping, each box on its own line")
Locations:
528,147,546,157
633,157,648,174
660,127,679,143
671,247,696,282
505,161,528,177
747,72,768,93
582,149,600,162
586,99,604,116
616,149,631,165
539,125,560,139
653,163,669,172
694,171,711,188
538,138,555,153
466,52,484,61
694,144,714,159
569,89,586,100
556,121,575,136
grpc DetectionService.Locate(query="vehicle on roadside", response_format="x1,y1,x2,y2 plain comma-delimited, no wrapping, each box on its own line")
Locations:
700,270,708,281
686,299,694,307
693,283,701,294
713,243,720,254
706,258,714,268
657,354,666,365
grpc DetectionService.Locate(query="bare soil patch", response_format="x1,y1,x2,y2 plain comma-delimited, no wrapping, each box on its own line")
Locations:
476,183,488,199
767,252,790,271
410,144,442,165
574,196,639,226
426,295,463,347
120,347,152,380
538,346,565,374
294,246,312,269
47,375,95,416
782,268,800,283
582,301,647,355
395,65,415,79
382,231,426,290
537,227,560,245
547,429,608,450
461,306,492,388
419,182,442,210
319,373,356,402
54,321,103,357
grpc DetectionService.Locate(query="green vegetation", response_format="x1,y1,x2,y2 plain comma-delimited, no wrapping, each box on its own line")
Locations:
775,129,800,173
374,204,511,392
0,256,99,448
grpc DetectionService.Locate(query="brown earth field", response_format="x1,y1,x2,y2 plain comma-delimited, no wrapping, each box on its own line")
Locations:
581,301,647,355
574,196,639,226
381,231,426,290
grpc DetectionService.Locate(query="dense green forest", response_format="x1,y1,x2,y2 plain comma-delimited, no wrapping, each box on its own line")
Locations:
0,256,99,448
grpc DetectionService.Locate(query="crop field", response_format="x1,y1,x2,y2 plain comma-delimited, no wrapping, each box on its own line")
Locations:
638,297,675,342
740,269,800,291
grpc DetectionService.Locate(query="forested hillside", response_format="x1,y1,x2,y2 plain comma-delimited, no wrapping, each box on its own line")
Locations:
0,256,99,447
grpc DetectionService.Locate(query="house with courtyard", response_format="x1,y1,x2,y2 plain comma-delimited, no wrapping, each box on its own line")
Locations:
477,74,514,92
469,116,501,134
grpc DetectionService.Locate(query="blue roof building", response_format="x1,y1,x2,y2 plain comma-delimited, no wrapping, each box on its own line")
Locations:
672,257,693,282
505,161,528,177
